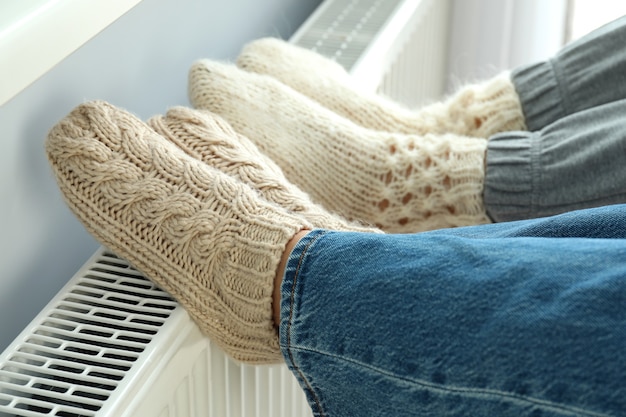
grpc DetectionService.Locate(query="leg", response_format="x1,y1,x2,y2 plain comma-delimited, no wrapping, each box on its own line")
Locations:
279,205,626,416
237,15,626,138
236,38,525,138
484,98,626,222
513,15,626,131
45,101,377,364
188,61,490,233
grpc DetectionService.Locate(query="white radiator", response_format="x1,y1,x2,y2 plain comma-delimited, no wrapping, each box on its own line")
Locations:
0,0,450,416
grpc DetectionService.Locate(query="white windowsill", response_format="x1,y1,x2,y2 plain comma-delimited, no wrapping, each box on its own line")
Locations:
0,0,143,106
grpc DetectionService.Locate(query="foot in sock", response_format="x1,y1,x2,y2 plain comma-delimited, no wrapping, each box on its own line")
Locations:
46,100,342,364
236,38,526,137
189,61,491,233
148,107,379,233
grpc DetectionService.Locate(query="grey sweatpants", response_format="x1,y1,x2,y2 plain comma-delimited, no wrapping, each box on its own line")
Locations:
484,16,626,222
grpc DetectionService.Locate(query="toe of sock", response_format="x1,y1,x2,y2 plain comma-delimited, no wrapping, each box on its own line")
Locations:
237,36,350,82
188,60,242,110
46,100,121,166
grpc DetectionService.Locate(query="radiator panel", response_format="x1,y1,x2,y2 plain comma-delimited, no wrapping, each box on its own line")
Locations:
292,0,450,107
375,0,450,107
0,249,177,417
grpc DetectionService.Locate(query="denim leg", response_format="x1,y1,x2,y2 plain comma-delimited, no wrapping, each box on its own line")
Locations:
512,15,626,131
484,98,626,222
280,205,626,417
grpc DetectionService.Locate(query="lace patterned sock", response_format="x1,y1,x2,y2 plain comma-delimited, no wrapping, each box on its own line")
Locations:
189,61,491,233
46,100,319,364
236,37,526,137
148,107,379,233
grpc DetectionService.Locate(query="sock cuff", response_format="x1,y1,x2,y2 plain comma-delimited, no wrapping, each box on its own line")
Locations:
447,72,527,138
379,134,490,232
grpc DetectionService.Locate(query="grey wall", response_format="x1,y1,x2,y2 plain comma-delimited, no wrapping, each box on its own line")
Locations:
0,0,320,352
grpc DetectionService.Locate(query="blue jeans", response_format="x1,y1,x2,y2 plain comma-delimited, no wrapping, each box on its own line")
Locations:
484,16,626,222
280,204,626,417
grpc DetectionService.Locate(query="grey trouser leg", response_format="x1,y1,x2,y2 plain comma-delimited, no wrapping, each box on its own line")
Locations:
484,16,626,222
485,100,626,222
513,15,626,131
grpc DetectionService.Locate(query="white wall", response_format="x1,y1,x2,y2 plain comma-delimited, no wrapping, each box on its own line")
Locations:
447,0,568,90
569,0,626,41
0,0,320,352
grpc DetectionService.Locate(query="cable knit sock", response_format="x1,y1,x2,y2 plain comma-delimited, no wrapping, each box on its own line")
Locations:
189,61,491,233
236,37,526,137
148,107,379,233
46,100,316,364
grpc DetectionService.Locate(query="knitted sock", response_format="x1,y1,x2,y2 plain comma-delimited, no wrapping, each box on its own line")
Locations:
148,107,378,233
46,100,316,364
189,61,491,233
236,38,526,138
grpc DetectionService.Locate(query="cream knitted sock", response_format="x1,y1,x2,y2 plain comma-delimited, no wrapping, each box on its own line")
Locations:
46,100,316,364
148,107,378,233
236,38,526,138
189,61,491,233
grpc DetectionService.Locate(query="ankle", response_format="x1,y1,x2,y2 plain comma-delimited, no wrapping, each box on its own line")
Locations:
273,229,311,327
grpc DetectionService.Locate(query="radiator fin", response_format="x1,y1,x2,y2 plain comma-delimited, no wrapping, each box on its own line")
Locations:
377,0,450,107
152,342,310,417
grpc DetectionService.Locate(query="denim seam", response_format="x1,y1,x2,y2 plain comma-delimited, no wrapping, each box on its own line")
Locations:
286,345,611,417
284,230,330,417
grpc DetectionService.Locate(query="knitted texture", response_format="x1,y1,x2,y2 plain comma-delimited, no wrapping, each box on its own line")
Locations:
236,37,527,138
45,101,313,364
148,107,379,233
189,61,491,233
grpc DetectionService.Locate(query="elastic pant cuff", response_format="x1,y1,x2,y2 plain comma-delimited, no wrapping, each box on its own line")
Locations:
483,132,537,222
512,60,565,132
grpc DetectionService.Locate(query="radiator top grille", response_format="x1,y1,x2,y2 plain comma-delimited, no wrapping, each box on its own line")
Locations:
292,0,404,70
0,250,177,417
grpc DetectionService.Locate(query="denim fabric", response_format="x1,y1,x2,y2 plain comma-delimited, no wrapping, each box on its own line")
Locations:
484,16,626,222
280,204,626,417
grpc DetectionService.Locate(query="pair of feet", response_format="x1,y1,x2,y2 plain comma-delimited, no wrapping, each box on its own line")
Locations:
190,38,526,232
46,38,526,364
